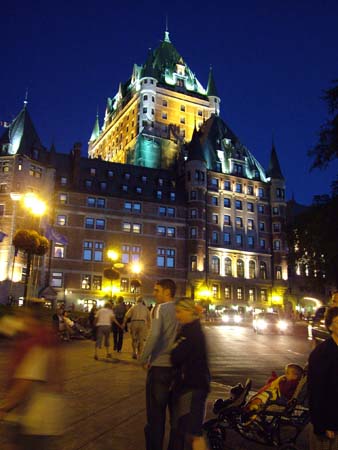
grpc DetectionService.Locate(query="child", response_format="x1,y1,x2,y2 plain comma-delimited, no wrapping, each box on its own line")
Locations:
169,298,210,450
246,363,303,414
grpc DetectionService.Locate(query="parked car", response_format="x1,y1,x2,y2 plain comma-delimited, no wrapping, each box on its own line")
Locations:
253,312,293,335
308,306,330,345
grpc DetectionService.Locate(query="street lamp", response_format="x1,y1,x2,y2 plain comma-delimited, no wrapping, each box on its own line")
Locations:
9,192,47,304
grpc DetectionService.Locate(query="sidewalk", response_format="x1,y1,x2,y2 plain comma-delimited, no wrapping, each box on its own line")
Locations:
0,333,310,449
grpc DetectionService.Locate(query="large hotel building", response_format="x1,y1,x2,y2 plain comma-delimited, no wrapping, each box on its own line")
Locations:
0,30,288,310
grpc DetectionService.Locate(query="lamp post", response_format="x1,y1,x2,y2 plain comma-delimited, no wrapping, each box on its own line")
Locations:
10,193,47,304
106,249,125,301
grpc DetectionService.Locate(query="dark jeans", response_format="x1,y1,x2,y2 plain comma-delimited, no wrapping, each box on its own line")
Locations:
145,366,175,450
112,320,124,351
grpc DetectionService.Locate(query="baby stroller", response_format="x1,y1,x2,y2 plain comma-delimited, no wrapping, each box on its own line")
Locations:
204,373,309,450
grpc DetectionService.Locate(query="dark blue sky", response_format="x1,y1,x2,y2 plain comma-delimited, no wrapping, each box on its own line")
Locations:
1,0,337,205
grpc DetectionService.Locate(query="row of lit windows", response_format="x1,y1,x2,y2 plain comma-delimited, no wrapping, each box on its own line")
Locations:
59,190,176,205
208,285,269,302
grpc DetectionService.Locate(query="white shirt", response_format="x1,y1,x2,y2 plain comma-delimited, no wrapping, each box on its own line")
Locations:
95,307,115,326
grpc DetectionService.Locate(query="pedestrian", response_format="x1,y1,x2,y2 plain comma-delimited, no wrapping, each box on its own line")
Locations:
169,298,210,450
94,302,122,360
308,306,338,450
139,279,178,450
0,301,65,450
112,296,127,352
123,296,150,359
88,305,97,341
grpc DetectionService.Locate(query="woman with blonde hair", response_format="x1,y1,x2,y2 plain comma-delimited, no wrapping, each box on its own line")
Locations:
169,298,210,450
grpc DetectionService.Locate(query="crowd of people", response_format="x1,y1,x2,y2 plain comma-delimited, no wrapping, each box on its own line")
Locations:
0,287,337,450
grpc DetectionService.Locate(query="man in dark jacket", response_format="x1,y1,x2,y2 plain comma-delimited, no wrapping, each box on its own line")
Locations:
308,306,338,449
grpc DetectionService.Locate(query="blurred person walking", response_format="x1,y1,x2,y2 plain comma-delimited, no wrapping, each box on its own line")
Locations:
123,296,150,359
139,279,178,450
94,302,122,360
169,298,210,450
308,306,338,450
0,300,64,450
112,296,127,352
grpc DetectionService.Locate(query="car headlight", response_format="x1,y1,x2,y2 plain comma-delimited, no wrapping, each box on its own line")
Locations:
234,315,242,324
277,320,288,331
222,314,230,323
257,319,267,329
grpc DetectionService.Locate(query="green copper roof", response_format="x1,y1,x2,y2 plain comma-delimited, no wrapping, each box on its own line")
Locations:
187,114,268,181
267,142,284,180
206,66,218,97
89,114,100,142
0,106,44,156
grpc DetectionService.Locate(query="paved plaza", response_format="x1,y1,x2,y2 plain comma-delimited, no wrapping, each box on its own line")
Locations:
0,332,310,449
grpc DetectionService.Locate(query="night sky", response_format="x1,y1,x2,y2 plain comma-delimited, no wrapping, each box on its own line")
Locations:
1,0,337,205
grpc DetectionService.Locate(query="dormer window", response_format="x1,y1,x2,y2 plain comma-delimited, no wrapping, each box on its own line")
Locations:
176,63,185,76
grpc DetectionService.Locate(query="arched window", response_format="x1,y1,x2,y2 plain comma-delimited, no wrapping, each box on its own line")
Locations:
249,260,256,279
260,261,267,279
224,257,232,276
237,259,244,278
211,256,220,274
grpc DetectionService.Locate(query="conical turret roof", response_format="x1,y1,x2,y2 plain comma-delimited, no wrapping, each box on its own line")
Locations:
89,113,100,142
0,105,44,156
206,66,218,97
267,142,284,180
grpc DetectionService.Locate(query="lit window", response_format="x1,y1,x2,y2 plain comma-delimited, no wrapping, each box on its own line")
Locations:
260,289,267,302
90,168,96,176
167,207,175,217
93,276,102,290
247,202,254,212
224,286,231,299
83,241,93,260
224,258,232,276
157,226,166,236
223,180,231,190
237,287,243,301
124,201,132,211
159,206,166,216
212,213,218,224
123,222,131,232
190,209,197,218
53,244,65,258
211,256,220,274
247,185,254,195
94,242,104,261
258,204,265,214
170,192,176,201
276,266,282,280
133,203,141,212
56,215,66,226
272,206,279,215
249,261,256,279
133,223,141,234
237,259,244,277
235,217,243,228
51,272,63,288
260,262,267,279
157,248,175,268
60,193,68,204
82,275,91,290
224,215,231,226
87,197,96,207
60,177,67,186
236,234,243,247
212,284,219,299
190,255,197,271
248,219,254,230
167,227,175,237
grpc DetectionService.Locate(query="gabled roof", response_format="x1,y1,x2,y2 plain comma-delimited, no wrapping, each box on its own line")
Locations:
0,106,44,156
267,142,284,180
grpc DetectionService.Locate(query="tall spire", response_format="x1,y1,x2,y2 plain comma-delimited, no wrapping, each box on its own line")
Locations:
164,15,171,43
23,89,29,109
267,140,284,180
90,112,100,142
206,66,218,97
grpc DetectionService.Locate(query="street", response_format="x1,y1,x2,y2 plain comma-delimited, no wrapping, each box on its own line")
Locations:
0,323,312,449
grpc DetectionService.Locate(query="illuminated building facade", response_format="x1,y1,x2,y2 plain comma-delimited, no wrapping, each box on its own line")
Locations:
0,31,288,310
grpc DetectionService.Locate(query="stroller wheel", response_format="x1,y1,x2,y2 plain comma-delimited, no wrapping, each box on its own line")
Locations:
204,422,226,450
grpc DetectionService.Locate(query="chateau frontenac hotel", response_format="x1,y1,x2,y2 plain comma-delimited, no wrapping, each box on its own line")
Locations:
0,31,288,310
